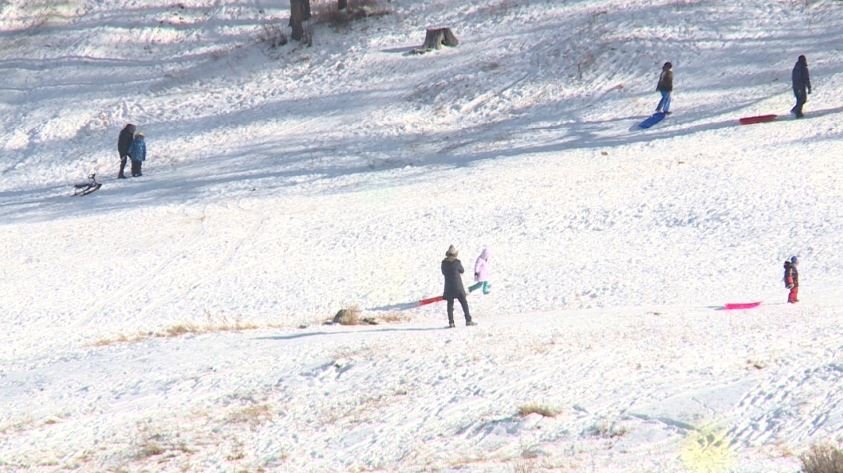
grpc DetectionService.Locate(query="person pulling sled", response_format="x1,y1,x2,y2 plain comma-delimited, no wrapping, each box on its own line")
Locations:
655,61,673,114
791,55,811,119
442,245,476,328
783,256,799,303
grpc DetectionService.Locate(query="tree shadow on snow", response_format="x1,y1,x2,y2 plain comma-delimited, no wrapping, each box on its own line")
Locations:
4,1,843,224
380,46,416,54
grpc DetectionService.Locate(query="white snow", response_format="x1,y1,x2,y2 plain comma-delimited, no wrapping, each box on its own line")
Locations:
1,0,842,471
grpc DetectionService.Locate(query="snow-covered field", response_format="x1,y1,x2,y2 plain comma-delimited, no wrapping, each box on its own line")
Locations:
1,0,842,471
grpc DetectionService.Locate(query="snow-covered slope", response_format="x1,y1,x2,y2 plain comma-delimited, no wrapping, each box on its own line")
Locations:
1,0,842,472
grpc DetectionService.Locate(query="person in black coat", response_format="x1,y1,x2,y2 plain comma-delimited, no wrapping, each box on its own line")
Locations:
791,55,812,118
117,124,136,179
441,245,475,328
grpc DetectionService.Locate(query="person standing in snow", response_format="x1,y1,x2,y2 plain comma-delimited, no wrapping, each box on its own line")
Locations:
791,55,812,118
117,123,136,179
655,61,673,114
783,256,799,303
474,247,492,295
128,132,146,177
442,245,476,328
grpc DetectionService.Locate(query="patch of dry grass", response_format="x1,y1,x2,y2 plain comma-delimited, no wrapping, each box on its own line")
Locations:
765,441,797,458
135,440,165,460
0,417,36,435
376,312,411,324
256,23,287,48
226,449,245,461
92,314,278,348
104,394,284,471
132,423,195,464
517,403,559,418
800,443,843,473
92,334,134,346
226,404,273,429
312,0,392,27
746,358,767,370
43,417,60,425
332,305,362,325
587,419,629,439
320,392,400,425
327,307,411,326
513,460,536,473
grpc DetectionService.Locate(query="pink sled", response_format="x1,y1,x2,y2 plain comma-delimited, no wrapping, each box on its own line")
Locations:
723,301,762,310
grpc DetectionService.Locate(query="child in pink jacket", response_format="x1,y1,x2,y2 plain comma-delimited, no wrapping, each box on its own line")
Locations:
474,247,492,294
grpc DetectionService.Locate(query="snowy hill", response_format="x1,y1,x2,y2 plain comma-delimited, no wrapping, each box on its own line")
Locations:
1,0,842,471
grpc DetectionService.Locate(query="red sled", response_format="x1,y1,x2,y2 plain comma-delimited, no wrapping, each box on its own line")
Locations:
418,281,487,306
723,301,762,310
739,114,777,125
418,295,444,306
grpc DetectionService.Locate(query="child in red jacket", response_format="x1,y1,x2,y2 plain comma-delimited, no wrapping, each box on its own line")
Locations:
783,256,799,303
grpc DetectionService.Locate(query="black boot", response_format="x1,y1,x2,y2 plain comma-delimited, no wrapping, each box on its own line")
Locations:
118,156,127,178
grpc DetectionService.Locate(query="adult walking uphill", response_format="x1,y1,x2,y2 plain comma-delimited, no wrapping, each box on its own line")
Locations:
117,123,135,179
739,55,812,125
784,256,799,303
639,61,673,129
655,61,673,115
791,55,812,118
442,245,476,328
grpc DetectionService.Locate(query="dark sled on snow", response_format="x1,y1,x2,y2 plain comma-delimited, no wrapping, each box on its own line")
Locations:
638,112,666,129
73,173,102,196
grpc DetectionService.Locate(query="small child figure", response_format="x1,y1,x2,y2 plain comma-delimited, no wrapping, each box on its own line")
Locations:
473,247,492,295
783,256,799,303
128,132,146,177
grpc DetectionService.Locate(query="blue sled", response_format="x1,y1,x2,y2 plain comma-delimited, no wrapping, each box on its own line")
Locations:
639,112,666,129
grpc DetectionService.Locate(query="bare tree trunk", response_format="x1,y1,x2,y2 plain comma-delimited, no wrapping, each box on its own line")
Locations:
338,0,348,10
290,0,304,41
422,27,459,50
289,0,312,42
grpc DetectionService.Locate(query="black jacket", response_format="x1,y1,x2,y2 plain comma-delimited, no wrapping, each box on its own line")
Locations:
792,58,811,94
118,125,136,155
657,69,673,92
784,261,799,288
441,258,466,298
